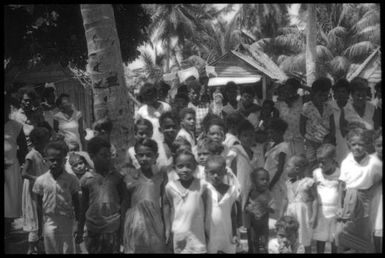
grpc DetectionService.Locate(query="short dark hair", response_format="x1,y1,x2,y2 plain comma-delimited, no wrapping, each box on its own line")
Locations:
240,86,255,97
225,81,237,91
350,77,369,94
204,116,226,134
93,118,113,134
87,136,111,156
134,138,158,154
139,83,157,100
135,118,153,133
56,93,70,107
174,92,189,103
30,127,50,145
159,111,178,128
250,167,269,183
346,127,372,146
275,216,300,236
262,99,275,108
237,119,255,135
225,112,245,131
311,77,332,94
207,140,224,155
17,86,38,102
206,155,226,169
266,117,288,134
179,107,196,121
332,78,350,93
373,127,382,141
285,78,302,91
45,140,69,156
174,149,197,165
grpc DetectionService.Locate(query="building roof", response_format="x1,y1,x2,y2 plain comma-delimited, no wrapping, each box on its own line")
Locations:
209,43,288,84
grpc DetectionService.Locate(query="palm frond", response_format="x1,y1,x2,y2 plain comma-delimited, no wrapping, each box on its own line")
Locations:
352,9,380,33
328,55,350,78
353,24,380,45
316,45,333,61
279,53,306,74
343,41,375,61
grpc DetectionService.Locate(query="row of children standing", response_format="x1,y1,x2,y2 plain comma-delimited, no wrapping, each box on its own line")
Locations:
5,76,382,253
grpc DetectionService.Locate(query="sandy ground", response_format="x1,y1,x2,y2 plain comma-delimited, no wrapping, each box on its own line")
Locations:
5,218,331,254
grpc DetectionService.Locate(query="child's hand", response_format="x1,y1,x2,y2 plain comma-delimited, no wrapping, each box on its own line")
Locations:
231,235,239,245
309,217,317,229
74,230,84,244
165,230,171,245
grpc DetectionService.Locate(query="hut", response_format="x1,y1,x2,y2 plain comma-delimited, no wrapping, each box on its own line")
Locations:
5,62,93,128
208,43,288,100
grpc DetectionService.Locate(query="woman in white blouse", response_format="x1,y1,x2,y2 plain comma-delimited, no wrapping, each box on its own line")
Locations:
53,94,85,150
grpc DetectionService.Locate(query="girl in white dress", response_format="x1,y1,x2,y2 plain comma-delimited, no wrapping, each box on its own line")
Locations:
205,155,239,253
312,144,340,253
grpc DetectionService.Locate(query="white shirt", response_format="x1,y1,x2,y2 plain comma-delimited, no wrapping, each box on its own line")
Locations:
343,101,375,130
313,167,340,218
339,153,382,190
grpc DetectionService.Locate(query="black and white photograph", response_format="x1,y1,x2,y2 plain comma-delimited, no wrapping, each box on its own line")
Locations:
3,3,382,254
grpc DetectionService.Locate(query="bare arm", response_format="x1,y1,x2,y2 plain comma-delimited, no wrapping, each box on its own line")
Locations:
269,152,286,190
327,114,336,145
162,187,172,244
339,108,348,138
76,186,89,238
299,114,307,139
21,159,36,181
78,118,86,151
72,192,80,222
37,194,43,238
231,202,238,237
16,129,28,165
310,184,318,229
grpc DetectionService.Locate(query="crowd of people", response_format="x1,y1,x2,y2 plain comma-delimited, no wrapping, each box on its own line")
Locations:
4,76,382,253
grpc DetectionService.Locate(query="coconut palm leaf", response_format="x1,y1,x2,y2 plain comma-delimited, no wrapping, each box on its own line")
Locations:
316,45,333,61
353,24,380,45
328,55,350,79
343,41,375,61
352,9,380,33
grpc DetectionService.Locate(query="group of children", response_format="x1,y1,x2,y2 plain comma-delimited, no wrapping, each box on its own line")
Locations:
5,76,382,254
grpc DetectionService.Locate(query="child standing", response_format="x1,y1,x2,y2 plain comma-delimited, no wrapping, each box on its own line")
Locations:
245,168,275,253
336,128,382,253
21,127,50,254
122,138,168,253
33,140,80,254
283,155,318,253
163,150,209,253
126,118,154,169
223,112,243,149
205,155,239,253
93,118,117,159
264,118,290,219
175,107,197,149
300,77,336,169
75,136,126,253
159,111,179,168
312,144,340,253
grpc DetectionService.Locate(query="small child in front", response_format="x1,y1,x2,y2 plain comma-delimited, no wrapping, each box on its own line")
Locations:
205,155,239,253
283,155,318,253
33,140,80,254
245,168,275,253
163,149,209,253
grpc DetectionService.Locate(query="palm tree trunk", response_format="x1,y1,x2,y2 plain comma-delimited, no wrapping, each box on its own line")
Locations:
306,4,318,86
81,4,134,168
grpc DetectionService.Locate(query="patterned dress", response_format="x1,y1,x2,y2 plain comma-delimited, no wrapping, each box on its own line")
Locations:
285,177,316,247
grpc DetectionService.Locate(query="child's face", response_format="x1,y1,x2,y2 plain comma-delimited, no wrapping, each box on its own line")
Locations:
161,118,178,143
45,148,66,174
351,90,367,108
277,230,297,250
71,157,87,176
312,90,329,106
91,147,112,172
261,103,273,116
181,113,196,132
189,89,199,104
374,136,382,160
207,125,225,143
135,145,158,170
241,92,253,107
174,98,188,110
317,157,335,174
333,87,349,105
286,159,303,178
254,171,269,192
175,154,196,182
267,128,281,143
205,161,226,187
197,146,210,166
239,129,255,148
348,135,367,160
135,125,153,142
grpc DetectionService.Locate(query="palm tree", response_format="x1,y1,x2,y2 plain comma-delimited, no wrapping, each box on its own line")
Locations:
306,4,318,86
146,4,209,72
264,3,380,82
80,4,134,167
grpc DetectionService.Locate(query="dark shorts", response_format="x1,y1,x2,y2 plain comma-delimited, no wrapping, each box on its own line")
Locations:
86,230,120,254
